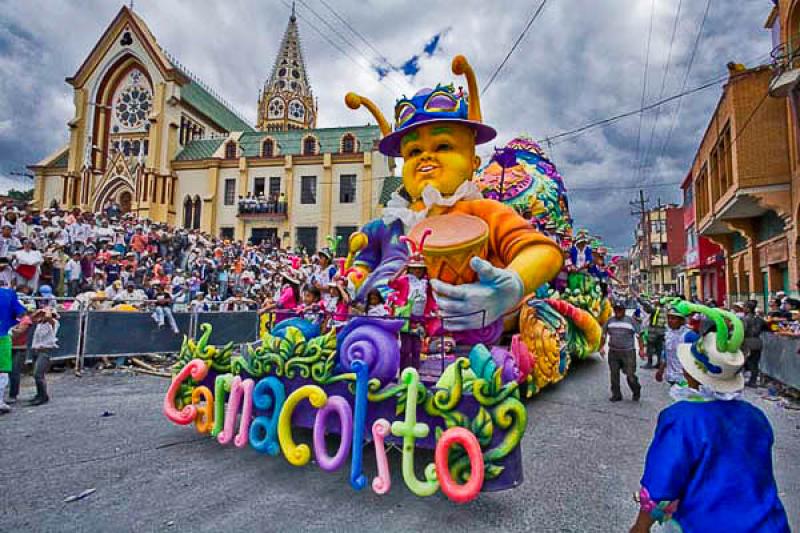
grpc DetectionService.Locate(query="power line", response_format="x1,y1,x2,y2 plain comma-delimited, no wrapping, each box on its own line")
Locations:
317,0,387,64
481,0,548,96
295,0,403,94
278,0,397,97
570,182,681,192
633,0,656,183
537,74,728,144
640,0,683,179
654,0,712,175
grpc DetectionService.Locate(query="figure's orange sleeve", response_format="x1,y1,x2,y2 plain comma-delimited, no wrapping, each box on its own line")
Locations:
454,199,561,266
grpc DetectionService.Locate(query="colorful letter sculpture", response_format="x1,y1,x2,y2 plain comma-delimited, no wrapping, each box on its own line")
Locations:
164,54,618,503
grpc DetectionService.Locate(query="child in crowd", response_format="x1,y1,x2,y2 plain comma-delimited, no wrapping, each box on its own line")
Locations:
323,279,351,331
655,308,689,386
389,252,435,372
7,312,32,406
298,285,323,326
28,308,60,406
631,317,790,533
365,288,389,317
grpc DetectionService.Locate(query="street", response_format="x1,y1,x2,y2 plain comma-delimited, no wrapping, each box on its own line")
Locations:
2,358,797,532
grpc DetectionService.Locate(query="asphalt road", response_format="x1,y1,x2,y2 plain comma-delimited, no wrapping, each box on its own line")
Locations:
2,358,798,532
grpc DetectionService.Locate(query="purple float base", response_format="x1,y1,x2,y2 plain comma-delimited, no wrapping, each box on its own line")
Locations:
202,370,524,492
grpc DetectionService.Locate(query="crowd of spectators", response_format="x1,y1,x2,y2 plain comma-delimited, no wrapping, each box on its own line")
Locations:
0,199,358,323
237,193,288,215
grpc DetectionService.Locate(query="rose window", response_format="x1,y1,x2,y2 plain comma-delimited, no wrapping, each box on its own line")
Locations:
115,85,152,129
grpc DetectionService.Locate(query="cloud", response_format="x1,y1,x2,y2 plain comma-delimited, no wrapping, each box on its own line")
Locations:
0,0,772,253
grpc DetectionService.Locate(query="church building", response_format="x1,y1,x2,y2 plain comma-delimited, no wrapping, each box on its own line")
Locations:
30,5,392,253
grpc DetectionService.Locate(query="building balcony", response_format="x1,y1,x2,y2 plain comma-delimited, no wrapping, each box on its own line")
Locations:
237,201,288,220
769,41,800,97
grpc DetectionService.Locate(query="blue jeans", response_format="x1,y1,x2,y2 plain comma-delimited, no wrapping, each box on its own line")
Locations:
152,307,179,333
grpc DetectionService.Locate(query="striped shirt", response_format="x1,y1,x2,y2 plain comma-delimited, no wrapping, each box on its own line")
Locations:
603,316,640,351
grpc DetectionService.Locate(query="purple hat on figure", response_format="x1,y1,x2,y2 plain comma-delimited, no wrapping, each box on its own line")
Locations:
346,55,496,157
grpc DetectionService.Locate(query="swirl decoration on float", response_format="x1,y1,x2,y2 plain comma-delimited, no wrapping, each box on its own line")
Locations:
337,317,403,383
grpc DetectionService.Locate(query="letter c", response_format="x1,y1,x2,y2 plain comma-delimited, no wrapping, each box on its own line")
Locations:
278,385,328,466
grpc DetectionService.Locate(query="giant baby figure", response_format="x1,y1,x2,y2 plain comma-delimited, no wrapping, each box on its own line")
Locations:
345,55,562,336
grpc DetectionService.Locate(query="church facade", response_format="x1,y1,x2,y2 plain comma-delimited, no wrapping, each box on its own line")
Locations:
30,5,392,252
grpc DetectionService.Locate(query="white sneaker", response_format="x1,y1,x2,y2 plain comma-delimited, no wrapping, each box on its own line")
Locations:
0,402,10,414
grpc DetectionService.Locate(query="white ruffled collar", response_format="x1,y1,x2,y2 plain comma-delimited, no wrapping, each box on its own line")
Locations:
382,181,483,230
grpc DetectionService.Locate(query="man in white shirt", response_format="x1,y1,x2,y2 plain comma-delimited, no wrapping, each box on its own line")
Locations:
14,240,43,291
113,282,146,306
0,225,21,258
64,251,83,297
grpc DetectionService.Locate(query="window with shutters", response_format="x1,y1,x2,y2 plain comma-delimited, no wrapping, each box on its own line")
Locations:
224,179,236,205
339,174,356,203
301,176,316,204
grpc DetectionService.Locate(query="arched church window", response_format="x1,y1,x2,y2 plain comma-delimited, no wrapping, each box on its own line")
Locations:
122,141,131,156
341,134,356,153
303,136,317,156
192,195,202,230
262,139,275,158
225,141,237,159
131,140,141,156
143,140,149,155
183,196,193,229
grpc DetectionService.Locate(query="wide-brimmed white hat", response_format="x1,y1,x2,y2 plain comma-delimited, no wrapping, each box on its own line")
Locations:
677,332,745,393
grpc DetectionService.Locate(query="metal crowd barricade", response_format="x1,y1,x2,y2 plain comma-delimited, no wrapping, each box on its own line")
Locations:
193,308,261,346
760,333,800,390
82,305,193,361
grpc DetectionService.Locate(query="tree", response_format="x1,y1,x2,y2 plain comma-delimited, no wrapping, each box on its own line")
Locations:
6,188,33,202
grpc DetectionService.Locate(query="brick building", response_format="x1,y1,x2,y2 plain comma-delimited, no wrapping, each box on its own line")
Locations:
768,0,800,299
689,60,792,309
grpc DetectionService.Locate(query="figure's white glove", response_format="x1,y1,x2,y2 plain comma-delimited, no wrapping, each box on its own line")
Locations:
431,257,525,331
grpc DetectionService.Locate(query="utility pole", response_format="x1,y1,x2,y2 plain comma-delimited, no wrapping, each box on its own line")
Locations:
655,197,666,293
630,190,652,295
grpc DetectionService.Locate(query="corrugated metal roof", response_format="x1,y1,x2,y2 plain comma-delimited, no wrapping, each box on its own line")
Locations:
176,125,382,161
181,81,254,133
237,125,380,156
174,138,224,161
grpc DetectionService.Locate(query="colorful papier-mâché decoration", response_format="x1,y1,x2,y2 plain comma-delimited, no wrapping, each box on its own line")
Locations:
345,55,563,335
163,55,617,504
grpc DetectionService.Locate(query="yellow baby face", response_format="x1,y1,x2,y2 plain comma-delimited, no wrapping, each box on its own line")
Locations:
399,122,481,200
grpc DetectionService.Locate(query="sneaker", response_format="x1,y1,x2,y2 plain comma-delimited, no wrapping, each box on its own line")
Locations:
609,396,622,402
0,402,10,414
6,397,16,405
26,396,49,406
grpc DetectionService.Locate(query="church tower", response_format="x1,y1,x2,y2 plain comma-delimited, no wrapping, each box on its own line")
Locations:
257,5,317,131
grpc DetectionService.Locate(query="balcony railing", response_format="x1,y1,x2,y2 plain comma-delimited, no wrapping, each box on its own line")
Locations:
770,37,800,97
237,199,288,219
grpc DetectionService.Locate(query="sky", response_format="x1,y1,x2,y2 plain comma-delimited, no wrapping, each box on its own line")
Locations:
0,0,773,252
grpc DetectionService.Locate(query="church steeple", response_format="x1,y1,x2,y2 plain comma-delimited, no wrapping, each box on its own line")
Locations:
257,7,317,131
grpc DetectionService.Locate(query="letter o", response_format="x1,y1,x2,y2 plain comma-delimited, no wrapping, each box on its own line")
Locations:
434,427,484,504
312,395,353,472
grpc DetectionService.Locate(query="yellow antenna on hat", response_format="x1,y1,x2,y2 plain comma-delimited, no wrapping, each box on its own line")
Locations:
451,55,482,122
345,93,390,136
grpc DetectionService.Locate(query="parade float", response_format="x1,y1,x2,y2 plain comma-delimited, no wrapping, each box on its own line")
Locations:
164,55,614,503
